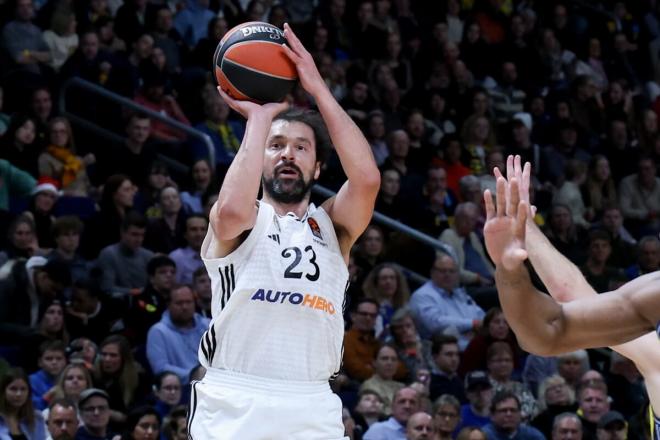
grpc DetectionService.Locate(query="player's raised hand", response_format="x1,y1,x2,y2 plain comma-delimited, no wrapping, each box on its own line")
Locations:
281,23,327,97
217,86,288,120
484,176,528,271
494,155,535,220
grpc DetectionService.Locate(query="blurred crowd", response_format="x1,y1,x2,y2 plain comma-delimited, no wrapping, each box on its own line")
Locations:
0,0,659,439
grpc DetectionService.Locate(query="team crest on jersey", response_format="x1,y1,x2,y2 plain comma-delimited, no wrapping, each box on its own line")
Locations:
308,218,323,240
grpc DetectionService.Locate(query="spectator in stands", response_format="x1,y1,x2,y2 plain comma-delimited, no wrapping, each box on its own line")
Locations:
162,405,187,440
558,350,590,391
482,391,544,440
24,300,70,367
583,155,618,221
113,0,151,45
626,235,660,279
541,120,590,187
599,118,636,182
375,168,406,220
1,0,51,73
0,257,70,344
363,387,419,440
83,174,137,257
144,186,187,253
409,253,484,350
352,389,385,435
440,202,494,287
94,335,147,426
151,7,184,74
111,33,154,97
134,67,190,144
365,111,389,166
67,338,97,370
173,0,214,48
580,230,625,292
122,405,160,440
432,394,461,440
455,371,493,431
0,368,46,439
46,398,79,440
360,345,405,415
49,362,93,405
48,216,88,282
506,113,542,173
77,388,115,440
577,381,610,440
353,224,387,281
168,214,206,285
429,334,464,402
606,351,645,418
489,62,526,127
387,308,434,383
460,307,522,376
97,212,153,298
146,284,208,382
193,93,244,167
23,181,58,248
553,159,590,228
343,298,380,382
618,156,660,236
599,206,636,269
544,203,588,265
595,411,627,440
478,149,504,196
66,277,124,343
59,30,114,87
180,159,214,214
551,412,583,440
29,88,54,145
486,342,537,420
382,130,423,193
103,115,157,188
0,87,9,135
362,263,410,337
151,371,182,419
405,411,432,440
0,215,43,267
192,267,211,318
434,135,471,199
124,255,175,345
29,340,66,410
0,114,41,177
531,375,578,438
42,9,78,71
96,17,126,54
189,16,227,69
0,159,36,213
455,427,487,440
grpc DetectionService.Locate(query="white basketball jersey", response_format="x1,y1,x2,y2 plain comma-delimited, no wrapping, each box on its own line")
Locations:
198,201,349,381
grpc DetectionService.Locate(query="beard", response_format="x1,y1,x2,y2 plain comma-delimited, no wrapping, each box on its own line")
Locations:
262,164,315,204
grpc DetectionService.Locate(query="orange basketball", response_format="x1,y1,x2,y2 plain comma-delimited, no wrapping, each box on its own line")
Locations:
213,21,298,103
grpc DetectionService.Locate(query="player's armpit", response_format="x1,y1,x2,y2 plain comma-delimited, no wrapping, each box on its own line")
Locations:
205,203,255,259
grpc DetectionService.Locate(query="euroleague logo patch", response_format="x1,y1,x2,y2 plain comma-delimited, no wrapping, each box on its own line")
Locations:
250,288,336,315
308,217,323,240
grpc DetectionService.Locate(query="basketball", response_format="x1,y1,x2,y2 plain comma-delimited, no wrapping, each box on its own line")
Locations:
213,21,298,104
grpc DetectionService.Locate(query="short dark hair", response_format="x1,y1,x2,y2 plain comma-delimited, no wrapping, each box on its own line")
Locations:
351,297,379,313
186,214,208,229
588,229,610,245
490,390,520,413
147,255,175,276
431,334,458,355
273,108,332,165
39,260,72,287
120,211,147,231
154,371,180,390
39,340,66,357
48,397,77,413
168,284,193,302
52,216,84,238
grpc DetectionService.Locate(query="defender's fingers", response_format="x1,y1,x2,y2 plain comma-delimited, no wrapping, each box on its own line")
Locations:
496,177,507,217
515,200,528,240
484,189,495,221
506,155,514,179
509,178,521,217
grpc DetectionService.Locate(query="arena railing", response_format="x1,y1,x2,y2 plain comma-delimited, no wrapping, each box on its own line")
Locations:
58,77,216,167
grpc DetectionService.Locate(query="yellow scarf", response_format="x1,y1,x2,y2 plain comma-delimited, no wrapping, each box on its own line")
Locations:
207,121,240,153
47,145,82,187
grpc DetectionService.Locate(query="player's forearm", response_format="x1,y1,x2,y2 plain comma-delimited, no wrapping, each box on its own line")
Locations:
216,114,270,224
495,264,565,356
313,87,380,186
525,221,595,301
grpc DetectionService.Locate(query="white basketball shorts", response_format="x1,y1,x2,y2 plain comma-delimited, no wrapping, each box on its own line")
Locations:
187,368,347,440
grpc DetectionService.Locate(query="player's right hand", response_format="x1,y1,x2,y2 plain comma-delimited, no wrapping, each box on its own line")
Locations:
217,87,288,120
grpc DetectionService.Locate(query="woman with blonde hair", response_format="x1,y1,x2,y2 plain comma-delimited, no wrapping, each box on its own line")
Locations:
460,114,496,176
50,362,92,404
38,116,95,196
362,263,410,338
387,308,434,381
583,155,617,220
530,375,577,438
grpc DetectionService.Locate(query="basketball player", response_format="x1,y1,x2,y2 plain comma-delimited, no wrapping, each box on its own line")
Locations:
482,155,660,439
188,23,380,439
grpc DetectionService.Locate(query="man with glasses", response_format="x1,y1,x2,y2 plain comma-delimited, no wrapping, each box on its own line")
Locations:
76,388,115,440
343,298,381,382
482,391,544,440
47,398,78,440
409,253,485,350
596,411,627,440
432,394,461,440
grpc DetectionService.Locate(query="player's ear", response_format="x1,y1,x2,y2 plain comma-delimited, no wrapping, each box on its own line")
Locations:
314,162,321,180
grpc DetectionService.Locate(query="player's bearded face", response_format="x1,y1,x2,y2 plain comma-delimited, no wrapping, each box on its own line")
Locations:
262,162,316,204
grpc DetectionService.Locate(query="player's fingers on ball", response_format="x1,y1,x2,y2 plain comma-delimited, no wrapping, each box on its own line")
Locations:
281,43,300,63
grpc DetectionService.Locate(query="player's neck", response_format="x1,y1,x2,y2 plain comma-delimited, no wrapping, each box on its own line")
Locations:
262,194,311,219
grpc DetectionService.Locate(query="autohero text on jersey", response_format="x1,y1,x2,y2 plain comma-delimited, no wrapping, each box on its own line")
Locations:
250,288,336,315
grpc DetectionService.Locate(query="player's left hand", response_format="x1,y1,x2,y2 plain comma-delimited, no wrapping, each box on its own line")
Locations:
483,176,528,271
281,23,327,97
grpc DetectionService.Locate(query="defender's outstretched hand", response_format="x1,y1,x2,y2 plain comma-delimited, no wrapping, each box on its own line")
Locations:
216,86,288,120
493,155,534,219
484,176,529,271
281,23,327,97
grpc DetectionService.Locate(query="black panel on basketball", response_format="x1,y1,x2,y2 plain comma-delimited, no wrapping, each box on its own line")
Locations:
222,60,297,104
